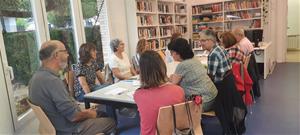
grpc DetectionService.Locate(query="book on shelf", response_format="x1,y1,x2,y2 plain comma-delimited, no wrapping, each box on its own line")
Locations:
160,27,173,37
137,1,153,12
137,15,154,26
159,15,173,24
138,28,157,39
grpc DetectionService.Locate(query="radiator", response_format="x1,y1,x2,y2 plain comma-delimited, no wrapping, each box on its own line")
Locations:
287,35,300,49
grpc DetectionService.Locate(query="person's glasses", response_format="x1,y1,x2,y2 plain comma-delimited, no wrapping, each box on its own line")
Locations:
56,49,68,54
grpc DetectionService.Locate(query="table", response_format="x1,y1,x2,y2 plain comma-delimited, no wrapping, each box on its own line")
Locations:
253,42,275,79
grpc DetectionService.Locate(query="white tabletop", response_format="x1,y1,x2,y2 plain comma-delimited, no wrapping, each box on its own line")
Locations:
85,57,208,104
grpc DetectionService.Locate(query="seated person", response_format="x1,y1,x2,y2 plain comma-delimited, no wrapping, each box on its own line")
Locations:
131,39,150,74
134,50,185,135
168,38,218,112
73,43,106,102
199,30,232,83
109,38,137,82
29,40,116,135
220,32,246,64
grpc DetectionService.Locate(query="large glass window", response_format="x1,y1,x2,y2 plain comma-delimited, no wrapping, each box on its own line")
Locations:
0,0,39,117
81,0,110,68
45,0,77,64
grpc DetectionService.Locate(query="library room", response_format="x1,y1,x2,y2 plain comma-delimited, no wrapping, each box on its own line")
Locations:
0,0,299,134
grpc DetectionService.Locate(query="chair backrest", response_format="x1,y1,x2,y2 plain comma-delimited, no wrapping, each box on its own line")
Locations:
104,64,114,84
244,54,251,69
27,100,56,135
157,101,203,135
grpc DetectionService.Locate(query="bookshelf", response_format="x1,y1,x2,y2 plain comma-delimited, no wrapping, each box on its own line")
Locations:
126,0,188,54
191,0,263,51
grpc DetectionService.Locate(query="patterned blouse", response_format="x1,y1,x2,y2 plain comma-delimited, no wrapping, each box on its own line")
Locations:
225,45,246,64
207,45,232,83
73,61,100,98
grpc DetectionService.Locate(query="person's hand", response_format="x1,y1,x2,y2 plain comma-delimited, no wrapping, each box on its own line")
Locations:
83,108,97,119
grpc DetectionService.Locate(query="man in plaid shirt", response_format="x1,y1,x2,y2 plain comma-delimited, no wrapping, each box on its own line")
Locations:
199,30,231,83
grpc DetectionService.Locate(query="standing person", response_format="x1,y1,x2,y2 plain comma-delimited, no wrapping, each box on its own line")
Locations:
73,43,106,102
168,38,218,112
109,38,137,82
220,32,246,64
232,28,254,56
28,40,116,135
199,30,231,83
134,50,185,135
131,39,150,74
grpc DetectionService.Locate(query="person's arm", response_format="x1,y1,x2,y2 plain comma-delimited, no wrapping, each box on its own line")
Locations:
78,76,91,94
169,74,182,84
71,108,97,122
95,70,105,84
111,68,129,80
130,66,137,76
207,55,219,80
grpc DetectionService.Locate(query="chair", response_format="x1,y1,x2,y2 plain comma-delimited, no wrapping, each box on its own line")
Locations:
156,101,203,135
27,100,56,135
104,64,114,84
244,54,251,68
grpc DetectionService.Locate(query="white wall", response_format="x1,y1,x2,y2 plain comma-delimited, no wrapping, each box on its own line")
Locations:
0,51,14,134
287,0,300,35
106,0,131,56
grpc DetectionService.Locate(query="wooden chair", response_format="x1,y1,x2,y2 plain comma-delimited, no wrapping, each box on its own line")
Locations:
27,100,56,135
156,101,203,135
244,54,252,68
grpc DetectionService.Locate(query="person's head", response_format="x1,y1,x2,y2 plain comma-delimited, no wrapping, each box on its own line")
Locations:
79,43,97,64
110,38,125,53
220,32,237,48
39,40,69,71
136,39,149,54
199,29,217,51
139,50,168,89
168,38,194,61
170,32,182,42
232,28,245,42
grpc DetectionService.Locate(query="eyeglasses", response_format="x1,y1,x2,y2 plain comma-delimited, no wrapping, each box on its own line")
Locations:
56,49,68,54
199,39,209,43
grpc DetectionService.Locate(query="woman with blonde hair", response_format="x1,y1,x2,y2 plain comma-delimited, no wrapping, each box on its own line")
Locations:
131,39,150,74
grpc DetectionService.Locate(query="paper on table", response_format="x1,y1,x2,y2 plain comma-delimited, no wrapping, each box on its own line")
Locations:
104,87,127,95
126,91,135,99
132,80,140,86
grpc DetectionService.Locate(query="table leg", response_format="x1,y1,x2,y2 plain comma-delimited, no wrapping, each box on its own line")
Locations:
85,100,90,109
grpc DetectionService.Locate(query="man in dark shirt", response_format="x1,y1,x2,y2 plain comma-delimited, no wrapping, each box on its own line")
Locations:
29,40,116,135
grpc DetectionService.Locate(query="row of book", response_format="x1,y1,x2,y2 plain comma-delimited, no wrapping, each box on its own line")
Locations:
192,15,223,23
138,28,157,39
137,1,153,12
175,16,187,24
174,26,187,34
158,3,171,13
159,39,170,50
160,27,173,37
159,15,173,25
224,0,261,11
192,3,222,14
225,11,260,20
137,15,155,26
174,5,186,13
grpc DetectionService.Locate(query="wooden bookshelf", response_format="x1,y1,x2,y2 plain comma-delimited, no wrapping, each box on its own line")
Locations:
191,0,263,51
126,0,188,53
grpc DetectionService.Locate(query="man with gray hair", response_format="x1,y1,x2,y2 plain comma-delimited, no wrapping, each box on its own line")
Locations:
232,28,254,56
29,40,116,135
